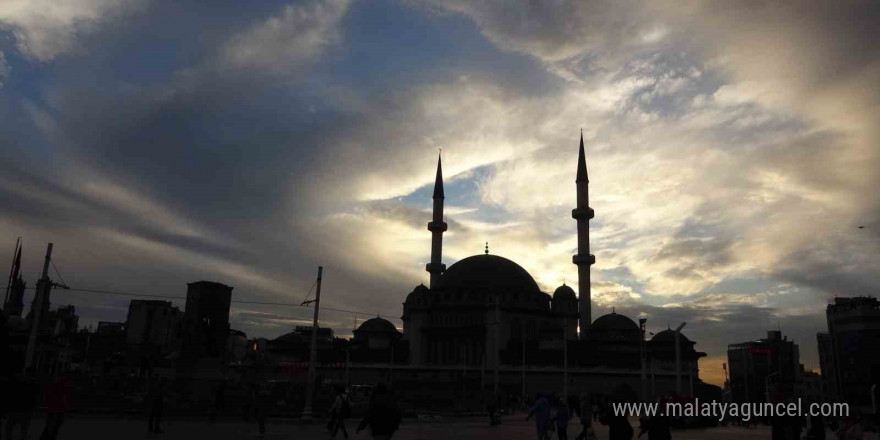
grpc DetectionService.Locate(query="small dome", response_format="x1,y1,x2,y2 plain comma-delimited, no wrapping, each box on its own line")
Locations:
553,284,576,301
405,283,430,303
651,329,692,343
592,312,639,331
357,317,399,334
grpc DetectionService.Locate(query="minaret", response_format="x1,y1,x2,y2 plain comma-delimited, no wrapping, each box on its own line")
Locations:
572,131,595,338
426,154,447,288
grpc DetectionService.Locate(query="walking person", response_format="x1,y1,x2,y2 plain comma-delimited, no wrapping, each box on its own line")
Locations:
39,377,69,440
551,401,572,440
526,393,551,440
209,380,226,423
329,386,351,439
356,383,401,440
5,371,39,440
147,378,166,434
600,400,633,440
253,382,271,438
574,393,596,440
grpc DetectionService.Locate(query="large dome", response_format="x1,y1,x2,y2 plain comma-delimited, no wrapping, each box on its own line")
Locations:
435,254,541,294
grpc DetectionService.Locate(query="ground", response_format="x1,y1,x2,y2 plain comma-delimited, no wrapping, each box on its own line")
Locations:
15,415,835,440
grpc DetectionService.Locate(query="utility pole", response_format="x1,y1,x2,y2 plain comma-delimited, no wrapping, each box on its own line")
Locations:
24,243,52,373
674,322,686,396
301,266,323,421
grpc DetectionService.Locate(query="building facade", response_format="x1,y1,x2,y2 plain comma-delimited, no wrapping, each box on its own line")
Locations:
727,330,801,404
126,300,182,350
182,281,233,362
825,296,880,409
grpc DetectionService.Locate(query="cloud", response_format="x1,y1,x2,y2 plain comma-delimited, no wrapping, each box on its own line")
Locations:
219,0,349,73
416,0,667,63
0,0,143,61
1,0,876,383
0,51,9,87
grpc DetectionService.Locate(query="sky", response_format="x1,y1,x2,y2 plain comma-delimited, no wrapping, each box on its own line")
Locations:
1,0,878,387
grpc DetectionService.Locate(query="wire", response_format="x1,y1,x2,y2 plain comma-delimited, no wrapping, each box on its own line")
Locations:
301,279,318,304
4,284,402,321
50,258,68,287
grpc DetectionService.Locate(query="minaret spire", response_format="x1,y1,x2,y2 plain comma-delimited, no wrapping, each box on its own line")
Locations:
577,129,588,183
433,152,444,199
426,153,447,288
572,131,595,339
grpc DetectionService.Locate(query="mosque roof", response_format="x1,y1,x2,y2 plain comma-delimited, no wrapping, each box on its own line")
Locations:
552,284,577,301
651,329,693,343
592,311,639,331
434,254,541,295
356,316,399,334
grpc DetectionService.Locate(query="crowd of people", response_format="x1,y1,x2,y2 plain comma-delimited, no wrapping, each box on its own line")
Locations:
3,374,878,440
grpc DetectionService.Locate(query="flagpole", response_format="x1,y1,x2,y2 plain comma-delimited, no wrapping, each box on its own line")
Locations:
5,237,21,305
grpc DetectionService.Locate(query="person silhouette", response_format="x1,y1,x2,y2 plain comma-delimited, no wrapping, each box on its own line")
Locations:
526,393,551,440
329,385,351,439
39,377,69,440
254,382,271,438
147,377,166,434
5,370,39,440
356,383,401,440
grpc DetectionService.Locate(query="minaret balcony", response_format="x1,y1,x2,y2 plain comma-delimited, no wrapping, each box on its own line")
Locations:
427,221,448,232
426,262,446,273
571,207,595,220
572,254,596,266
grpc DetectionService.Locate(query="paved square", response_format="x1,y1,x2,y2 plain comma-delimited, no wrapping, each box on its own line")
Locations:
20,415,812,440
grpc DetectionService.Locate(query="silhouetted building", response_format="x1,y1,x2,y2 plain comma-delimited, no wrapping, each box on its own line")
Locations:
69,322,127,372
802,370,824,403
350,317,407,363
648,328,706,392
825,296,880,409
182,281,232,362
45,305,78,338
126,300,182,350
817,331,837,400
126,300,182,372
727,330,800,404
227,329,248,363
